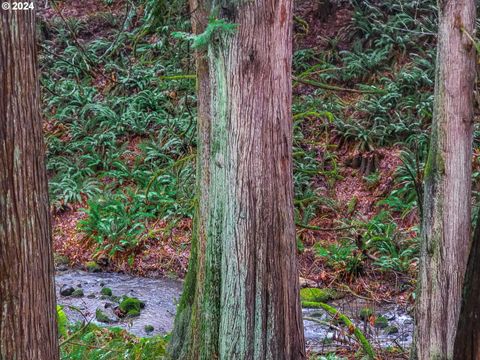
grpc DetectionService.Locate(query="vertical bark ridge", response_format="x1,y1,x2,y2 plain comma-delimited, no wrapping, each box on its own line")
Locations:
414,0,476,358
453,207,480,359
167,0,212,358
0,3,59,359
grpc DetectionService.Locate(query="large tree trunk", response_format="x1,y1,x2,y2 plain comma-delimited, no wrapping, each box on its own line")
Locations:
413,0,476,359
453,206,480,359
168,0,306,358
0,4,59,359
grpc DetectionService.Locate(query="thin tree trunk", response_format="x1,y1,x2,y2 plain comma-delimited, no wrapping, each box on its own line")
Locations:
0,4,59,359
453,207,480,359
168,0,306,358
413,0,476,359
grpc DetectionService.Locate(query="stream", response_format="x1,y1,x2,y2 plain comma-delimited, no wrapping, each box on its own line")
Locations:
56,269,413,353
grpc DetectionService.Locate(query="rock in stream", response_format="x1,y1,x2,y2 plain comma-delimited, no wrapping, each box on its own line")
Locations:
56,270,182,336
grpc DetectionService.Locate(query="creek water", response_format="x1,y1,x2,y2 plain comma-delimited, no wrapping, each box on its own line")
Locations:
56,269,413,353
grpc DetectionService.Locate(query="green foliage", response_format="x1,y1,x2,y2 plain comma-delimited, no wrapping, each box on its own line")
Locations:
314,241,363,277
293,0,436,153
374,315,389,329
41,1,196,258
381,139,427,217
60,323,167,359
57,306,68,338
361,211,419,272
313,210,419,275
359,307,373,321
363,172,380,189
78,191,153,256
173,18,238,49
308,303,376,359
292,110,340,226
41,0,338,264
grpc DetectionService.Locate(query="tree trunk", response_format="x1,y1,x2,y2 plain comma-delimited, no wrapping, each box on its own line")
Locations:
168,0,306,358
0,4,59,360
413,0,476,359
453,207,480,359
167,0,211,356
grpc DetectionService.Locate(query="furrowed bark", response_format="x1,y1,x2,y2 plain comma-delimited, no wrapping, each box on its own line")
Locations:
167,0,211,358
0,3,60,359
168,0,306,358
453,206,480,359
413,0,476,359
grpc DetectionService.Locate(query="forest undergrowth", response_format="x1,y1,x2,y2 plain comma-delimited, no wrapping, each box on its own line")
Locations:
39,0,480,358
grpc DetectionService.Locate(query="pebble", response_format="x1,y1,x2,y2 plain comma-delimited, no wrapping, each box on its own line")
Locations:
60,285,75,296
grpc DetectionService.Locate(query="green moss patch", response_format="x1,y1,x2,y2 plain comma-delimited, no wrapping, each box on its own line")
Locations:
71,289,84,298
386,325,399,334
95,309,117,324
119,297,145,315
86,261,101,273
100,287,113,296
144,325,154,333
374,315,389,329
127,309,141,317
359,307,374,321
300,288,338,308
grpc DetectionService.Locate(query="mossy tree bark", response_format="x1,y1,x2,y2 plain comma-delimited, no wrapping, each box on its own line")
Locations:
168,0,306,359
413,0,476,359
0,3,60,360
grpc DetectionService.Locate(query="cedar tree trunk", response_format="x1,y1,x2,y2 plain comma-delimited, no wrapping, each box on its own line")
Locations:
0,3,59,359
453,206,480,359
413,0,476,359
168,0,306,359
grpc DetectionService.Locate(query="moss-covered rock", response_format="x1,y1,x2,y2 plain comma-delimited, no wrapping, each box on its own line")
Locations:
144,325,154,333
71,289,84,298
359,307,373,321
374,315,389,329
86,261,101,273
95,308,117,324
385,325,399,334
100,287,113,296
300,288,338,308
54,254,70,266
119,297,145,314
127,309,141,317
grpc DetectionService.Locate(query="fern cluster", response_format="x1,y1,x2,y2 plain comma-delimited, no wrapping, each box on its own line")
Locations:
41,0,195,257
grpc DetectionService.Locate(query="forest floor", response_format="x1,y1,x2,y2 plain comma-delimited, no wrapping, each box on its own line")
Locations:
41,0,430,358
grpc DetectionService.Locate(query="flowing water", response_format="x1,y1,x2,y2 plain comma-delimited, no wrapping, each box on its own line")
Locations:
56,269,413,353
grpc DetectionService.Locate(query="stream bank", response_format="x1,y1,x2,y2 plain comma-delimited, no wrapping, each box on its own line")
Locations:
56,269,413,353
